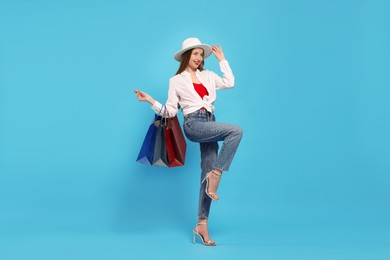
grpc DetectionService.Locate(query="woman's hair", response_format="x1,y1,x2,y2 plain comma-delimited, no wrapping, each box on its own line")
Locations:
175,48,205,75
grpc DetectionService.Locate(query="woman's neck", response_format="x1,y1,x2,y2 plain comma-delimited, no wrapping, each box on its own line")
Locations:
186,67,197,75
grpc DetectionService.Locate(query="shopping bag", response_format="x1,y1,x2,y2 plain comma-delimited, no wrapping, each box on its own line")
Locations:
152,116,169,166
136,115,159,165
136,105,186,168
165,116,187,167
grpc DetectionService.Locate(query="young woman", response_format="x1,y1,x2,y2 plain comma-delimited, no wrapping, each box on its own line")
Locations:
134,37,242,246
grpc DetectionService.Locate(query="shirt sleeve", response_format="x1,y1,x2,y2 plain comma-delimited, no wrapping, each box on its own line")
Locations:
151,78,179,118
214,60,235,90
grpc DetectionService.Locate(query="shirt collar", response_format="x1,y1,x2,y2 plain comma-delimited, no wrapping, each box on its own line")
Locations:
181,69,201,77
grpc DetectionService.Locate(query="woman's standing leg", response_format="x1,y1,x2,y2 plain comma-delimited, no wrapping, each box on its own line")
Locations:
194,141,218,246
198,141,219,219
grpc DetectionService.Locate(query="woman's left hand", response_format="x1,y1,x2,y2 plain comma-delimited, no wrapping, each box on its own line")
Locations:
211,45,225,62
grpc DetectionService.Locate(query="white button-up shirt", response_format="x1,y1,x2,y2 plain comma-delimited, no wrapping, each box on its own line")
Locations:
151,60,235,117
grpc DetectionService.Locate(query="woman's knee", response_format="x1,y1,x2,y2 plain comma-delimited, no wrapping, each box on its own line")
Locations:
232,125,243,138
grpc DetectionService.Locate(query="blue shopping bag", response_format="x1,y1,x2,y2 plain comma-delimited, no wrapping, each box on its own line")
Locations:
136,115,160,165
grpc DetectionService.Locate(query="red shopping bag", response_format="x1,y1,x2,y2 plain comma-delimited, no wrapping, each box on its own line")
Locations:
165,116,187,167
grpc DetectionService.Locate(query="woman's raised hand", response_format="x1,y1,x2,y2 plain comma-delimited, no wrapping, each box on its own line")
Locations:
211,45,225,62
134,89,155,104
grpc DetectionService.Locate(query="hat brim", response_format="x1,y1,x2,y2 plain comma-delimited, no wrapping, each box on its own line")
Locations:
174,44,212,62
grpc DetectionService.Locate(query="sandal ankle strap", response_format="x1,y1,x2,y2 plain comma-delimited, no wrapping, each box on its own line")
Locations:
212,170,222,176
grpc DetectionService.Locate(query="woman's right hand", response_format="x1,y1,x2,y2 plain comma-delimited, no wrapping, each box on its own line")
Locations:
134,89,155,104
211,45,225,62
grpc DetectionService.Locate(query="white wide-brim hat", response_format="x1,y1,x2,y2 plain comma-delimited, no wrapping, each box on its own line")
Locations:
174,37,212,62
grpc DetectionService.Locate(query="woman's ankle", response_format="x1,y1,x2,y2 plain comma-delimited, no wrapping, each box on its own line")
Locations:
198,218,208,225
213,169,222,176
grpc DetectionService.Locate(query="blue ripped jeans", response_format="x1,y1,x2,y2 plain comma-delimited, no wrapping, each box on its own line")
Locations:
183,109,243,219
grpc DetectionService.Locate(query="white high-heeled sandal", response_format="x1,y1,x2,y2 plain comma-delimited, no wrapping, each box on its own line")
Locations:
192,223,216,246
202,170,222,201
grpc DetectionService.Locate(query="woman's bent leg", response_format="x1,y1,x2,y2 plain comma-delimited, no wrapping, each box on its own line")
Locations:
185,120,243,172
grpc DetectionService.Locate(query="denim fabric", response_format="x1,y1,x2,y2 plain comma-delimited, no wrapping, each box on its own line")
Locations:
183,109,243,218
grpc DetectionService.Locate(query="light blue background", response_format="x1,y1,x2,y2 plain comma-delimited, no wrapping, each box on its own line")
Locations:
1,0,389,259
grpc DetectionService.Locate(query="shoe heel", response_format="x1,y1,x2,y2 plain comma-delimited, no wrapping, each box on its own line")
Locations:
201,172,209,184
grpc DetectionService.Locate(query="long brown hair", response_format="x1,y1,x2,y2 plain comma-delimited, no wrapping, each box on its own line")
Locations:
175,48,205,75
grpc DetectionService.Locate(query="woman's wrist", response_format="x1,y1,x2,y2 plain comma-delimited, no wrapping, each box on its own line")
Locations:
147,97,156,105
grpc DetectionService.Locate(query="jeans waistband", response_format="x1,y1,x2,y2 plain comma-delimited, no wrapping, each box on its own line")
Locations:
185,109,213,119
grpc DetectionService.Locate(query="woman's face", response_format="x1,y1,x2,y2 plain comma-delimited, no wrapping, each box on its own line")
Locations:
188,48,204,70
